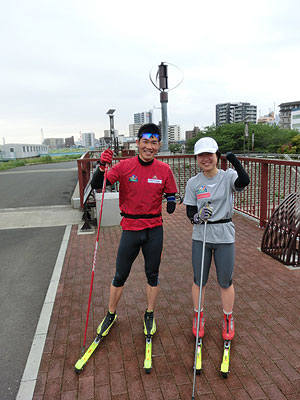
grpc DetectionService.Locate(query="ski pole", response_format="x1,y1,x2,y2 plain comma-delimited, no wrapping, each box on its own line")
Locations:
82,162,109,353
192,214,208,399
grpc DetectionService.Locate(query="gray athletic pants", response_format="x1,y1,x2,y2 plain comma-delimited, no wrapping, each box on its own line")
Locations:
192,240,235,289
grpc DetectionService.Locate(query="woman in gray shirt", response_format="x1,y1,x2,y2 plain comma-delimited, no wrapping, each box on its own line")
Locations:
184,137,249,342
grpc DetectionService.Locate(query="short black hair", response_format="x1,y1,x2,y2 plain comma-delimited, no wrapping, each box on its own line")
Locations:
137,123,161,141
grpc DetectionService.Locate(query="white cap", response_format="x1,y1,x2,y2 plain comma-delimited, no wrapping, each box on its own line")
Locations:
194,137,218,155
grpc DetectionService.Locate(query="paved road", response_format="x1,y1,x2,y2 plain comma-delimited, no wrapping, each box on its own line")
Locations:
0,161,81,399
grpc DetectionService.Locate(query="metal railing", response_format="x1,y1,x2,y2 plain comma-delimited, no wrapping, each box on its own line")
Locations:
77,152,300,228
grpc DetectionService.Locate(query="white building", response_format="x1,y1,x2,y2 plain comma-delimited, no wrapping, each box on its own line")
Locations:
129,124,142,137
291,107,300,132
134,111,153,124
0,143,48,160
81,132,95,148
168,125,181,142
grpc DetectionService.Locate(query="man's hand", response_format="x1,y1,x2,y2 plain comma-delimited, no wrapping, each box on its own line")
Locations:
193,203,213,224
100,149,113,168
166,195,176,214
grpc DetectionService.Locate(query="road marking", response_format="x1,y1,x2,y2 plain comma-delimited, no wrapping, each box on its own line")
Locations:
0,205,82,229
16,225,71,400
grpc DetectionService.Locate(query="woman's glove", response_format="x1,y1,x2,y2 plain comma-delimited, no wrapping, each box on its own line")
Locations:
226,152,250,188
193,204,213,224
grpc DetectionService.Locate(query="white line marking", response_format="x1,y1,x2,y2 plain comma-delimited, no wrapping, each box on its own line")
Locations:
16,225,72,400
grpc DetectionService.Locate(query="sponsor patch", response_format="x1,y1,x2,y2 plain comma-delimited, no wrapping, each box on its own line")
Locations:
128,175,138,182
148,176,162,184
197,185,211,199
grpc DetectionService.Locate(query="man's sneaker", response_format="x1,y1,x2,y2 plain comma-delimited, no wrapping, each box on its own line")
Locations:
143,310,156,336
193,310,205,338
222,312,235,340
97,311,117,336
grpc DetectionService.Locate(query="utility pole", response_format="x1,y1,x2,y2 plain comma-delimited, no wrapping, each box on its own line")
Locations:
149,62,183,154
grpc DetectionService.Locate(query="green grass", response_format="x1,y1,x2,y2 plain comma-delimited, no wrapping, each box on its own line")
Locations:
0,154,80,171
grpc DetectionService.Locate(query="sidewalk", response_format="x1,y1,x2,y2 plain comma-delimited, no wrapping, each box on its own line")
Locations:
33,206,300,400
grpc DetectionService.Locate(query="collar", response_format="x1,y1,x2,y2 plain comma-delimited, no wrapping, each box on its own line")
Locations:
138,156,154,166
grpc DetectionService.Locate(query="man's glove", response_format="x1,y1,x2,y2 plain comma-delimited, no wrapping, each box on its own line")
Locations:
100,149,113,167
193,204,213,224
166,195,176,214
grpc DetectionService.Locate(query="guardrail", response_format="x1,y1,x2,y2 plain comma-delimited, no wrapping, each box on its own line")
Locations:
77,152,300,228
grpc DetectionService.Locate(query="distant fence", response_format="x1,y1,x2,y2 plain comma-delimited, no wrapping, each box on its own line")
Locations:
77,152,300,228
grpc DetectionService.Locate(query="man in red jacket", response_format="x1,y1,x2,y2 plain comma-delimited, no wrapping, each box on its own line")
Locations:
91,123,178,337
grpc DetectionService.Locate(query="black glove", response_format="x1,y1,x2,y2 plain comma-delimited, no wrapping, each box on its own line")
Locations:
226,152,250,188
166,195,176,214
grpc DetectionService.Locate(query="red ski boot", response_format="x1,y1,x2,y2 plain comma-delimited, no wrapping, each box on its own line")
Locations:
193,310,205,338
222,312,235,340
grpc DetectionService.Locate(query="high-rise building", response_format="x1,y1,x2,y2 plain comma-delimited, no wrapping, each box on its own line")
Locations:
278,101,300,130
216,102,257,126
134,111,153,124
158,122,181,142
81,132,95,148
168,125,181,142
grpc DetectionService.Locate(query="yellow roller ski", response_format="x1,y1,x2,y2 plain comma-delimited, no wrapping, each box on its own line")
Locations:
74,334,103,374
195,338,202,375
144,337,152,374
220,340,231,378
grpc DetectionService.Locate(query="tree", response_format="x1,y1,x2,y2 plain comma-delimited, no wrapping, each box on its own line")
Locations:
169,143,182,154
185,123,298,154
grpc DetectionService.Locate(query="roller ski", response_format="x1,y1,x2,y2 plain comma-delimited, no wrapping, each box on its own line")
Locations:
74,311,117,374
143,310,156,374
220,312,234,378
193,310,205,375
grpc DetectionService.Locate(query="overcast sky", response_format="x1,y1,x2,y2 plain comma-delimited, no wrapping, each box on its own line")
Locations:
1,0,300,144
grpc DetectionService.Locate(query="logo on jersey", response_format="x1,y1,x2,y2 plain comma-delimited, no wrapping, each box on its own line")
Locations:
148,175,162,184
128,175,138,182
197,185,211,199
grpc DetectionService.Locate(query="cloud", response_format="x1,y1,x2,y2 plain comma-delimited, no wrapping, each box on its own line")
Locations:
1,0,300,143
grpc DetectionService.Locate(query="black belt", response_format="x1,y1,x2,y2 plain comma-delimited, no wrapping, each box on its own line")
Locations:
207,218,232,224
120,212,162,219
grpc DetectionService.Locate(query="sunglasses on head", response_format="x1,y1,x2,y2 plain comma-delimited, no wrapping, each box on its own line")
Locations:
141,133,160,140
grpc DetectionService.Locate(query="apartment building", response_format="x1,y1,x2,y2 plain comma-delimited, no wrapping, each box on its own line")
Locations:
216,102,257,126
279,101,300,130
185,126,201,141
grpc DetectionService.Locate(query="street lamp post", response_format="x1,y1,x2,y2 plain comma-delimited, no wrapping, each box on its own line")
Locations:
106,109,117,154
158,63,169,152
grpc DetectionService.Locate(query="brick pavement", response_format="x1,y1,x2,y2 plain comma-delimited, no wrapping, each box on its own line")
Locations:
33,206,300,399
